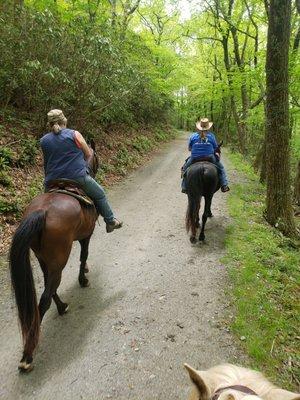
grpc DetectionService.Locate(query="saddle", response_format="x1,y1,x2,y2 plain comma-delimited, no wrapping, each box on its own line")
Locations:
46,179,95,207
191,156,214,164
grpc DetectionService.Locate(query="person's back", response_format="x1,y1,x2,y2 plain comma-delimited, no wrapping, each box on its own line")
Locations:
41,109,122,232
190,137,215,161
41,128,87,187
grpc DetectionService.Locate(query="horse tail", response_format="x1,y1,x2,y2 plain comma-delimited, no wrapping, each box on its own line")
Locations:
185,163,204,234
9,209,46,355
186,195,201,233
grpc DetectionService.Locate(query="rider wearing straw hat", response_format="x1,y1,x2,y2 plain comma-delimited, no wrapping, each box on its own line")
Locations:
181,117,230,193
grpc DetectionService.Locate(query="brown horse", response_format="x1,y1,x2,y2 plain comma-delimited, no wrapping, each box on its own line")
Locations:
9,140,99,372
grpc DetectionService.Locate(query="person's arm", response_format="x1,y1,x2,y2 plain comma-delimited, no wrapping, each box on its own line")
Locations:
188,133,196,151
209,133,218,151
74,131,93,162
209,132,221,159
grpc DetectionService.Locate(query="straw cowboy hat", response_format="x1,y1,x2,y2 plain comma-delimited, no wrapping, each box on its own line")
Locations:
196,118,213,131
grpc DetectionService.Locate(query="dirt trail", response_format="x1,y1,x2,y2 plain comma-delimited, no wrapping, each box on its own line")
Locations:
0,133,243,399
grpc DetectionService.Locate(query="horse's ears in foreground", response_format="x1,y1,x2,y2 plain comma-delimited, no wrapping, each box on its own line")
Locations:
184,363,300,400
184,364,210,400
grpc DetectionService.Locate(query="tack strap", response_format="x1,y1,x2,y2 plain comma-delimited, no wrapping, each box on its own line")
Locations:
211,385,257,400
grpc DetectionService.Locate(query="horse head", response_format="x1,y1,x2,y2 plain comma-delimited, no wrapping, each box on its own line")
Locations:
88,139,99,178
184,363,300,400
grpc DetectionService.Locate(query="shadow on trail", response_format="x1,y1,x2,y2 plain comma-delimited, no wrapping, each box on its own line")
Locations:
16,272,126,393
188,215,228,248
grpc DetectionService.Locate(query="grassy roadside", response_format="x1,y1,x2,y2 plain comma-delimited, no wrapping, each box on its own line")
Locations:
223,151,300,391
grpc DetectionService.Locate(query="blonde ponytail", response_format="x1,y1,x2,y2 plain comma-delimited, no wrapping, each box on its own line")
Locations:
52,123,61,134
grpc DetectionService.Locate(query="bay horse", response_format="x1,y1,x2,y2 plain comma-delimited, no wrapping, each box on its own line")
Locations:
185,161,220,243
9,140,99,372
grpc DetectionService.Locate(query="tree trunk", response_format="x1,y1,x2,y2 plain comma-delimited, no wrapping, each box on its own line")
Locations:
260,139,267,184
294,161,300,205
265,0,296,236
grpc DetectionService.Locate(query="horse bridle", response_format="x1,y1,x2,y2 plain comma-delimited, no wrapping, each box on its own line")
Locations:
211,385,258,400
88,148,99,178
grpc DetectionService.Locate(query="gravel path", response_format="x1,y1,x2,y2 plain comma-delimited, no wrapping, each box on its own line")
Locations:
0,133,243,399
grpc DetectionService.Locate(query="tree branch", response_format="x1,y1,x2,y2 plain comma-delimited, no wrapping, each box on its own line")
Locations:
249,93,265,109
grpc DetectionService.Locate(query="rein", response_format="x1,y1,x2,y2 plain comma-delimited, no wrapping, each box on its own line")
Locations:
211,385,258,400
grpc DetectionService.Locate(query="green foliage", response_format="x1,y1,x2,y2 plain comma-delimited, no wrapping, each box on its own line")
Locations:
0,4,177,129
224,150,300,390
132,135,154,153
0,195,21,214
16,137,38,167
27,176,43,199
0,171,12,187
154,128,168,142
0,147,14,168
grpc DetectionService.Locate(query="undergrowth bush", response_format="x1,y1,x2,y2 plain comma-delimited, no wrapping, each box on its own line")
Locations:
0,147,14,168
0,5,174,129
16,137,38,167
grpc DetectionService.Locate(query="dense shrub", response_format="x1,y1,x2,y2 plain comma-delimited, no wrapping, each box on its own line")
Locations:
0,5,174,131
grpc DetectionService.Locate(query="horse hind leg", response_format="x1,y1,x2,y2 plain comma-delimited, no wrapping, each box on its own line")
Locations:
53,292,68,315
199,195,213,241
38,270,63,321
19,269,63,371
38,258,68,316
79,236,91,287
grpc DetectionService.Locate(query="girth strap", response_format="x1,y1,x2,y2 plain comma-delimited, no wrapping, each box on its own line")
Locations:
212,385,257,400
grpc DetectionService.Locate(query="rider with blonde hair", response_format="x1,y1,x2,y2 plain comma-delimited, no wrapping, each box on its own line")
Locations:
40,109,122,233
181,118,230,193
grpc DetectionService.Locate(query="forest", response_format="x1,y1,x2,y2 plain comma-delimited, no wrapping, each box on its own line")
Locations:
0,0,299,392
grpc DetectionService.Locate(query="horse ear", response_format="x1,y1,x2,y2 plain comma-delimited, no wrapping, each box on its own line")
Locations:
90,138,96,150
219,140,223,147
184,364,210,399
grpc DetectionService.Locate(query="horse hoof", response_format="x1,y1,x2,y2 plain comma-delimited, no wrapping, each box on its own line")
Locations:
80,279,90,288
84,264,89,273
18,361,34,373
199,235,205,241
58,304,69,315
190,236,197,244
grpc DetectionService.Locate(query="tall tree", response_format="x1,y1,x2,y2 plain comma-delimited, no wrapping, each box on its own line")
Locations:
265,0,296,236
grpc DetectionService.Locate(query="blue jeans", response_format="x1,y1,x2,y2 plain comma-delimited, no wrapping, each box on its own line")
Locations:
74,175,115,223
181,155,228,191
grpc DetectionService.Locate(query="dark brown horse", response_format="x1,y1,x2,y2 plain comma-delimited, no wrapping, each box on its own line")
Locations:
9,141,99,372
185,161,220,243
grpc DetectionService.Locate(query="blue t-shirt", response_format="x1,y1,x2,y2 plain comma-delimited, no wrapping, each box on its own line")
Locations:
191,139,215,160
188,132,218,151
